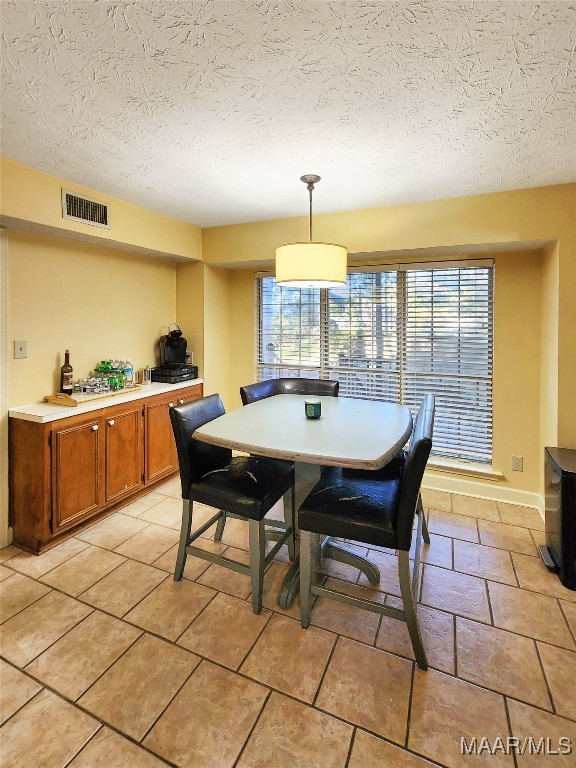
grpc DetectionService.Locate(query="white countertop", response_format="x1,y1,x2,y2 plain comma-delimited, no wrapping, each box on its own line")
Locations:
195,394,412,470
8,379,204,423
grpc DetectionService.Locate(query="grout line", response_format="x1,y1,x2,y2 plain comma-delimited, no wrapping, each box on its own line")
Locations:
0,679,45,729
231,689,273,768
344,727,357,768
503,697,519,768
452,612,458,678
534,640,558,716
311,631,339,709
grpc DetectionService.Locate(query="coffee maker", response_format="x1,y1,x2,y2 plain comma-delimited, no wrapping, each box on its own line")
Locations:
151,324,199,383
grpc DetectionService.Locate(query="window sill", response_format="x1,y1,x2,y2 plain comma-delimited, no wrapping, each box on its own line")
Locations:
427,458,504,482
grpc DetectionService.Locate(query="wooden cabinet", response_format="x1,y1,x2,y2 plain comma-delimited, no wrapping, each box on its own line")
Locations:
9,383,202,553
52,417,102,534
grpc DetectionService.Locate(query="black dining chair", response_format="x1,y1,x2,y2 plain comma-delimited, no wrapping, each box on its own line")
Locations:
240,377,339,406
298,395,435,669
170,394,296,614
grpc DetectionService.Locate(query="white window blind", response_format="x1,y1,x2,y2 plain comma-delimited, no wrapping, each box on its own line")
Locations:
256,261,493,463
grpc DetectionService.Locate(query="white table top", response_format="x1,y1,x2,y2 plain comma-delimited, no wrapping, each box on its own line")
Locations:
195,394,413,470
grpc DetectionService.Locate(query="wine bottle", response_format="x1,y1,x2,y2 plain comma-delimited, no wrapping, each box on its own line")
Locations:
60,350,73,395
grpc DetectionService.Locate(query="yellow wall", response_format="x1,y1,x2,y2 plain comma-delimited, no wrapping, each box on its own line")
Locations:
1,158,202,261
7,230,178,406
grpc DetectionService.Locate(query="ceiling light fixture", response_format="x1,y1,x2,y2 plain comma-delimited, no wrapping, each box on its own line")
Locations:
275,174,347,288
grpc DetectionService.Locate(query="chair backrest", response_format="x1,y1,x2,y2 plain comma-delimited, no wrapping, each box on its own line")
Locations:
395,395,435,550
169,394,232,499
240,378,339,405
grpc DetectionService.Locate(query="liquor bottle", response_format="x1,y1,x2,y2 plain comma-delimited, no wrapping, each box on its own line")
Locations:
60,350,73,395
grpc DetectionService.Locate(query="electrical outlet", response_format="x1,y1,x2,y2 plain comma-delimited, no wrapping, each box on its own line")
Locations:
14,340,27,359
511,455,524,472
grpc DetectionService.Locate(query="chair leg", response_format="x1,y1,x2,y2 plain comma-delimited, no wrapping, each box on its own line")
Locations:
214,511,227,542
418,493,430,544
300,530,318,628
174,498,192,581
249,519,266,614
283,485,296,561
398,550,428,670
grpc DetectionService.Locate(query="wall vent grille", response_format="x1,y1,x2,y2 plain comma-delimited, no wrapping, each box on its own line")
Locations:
62,189,110,228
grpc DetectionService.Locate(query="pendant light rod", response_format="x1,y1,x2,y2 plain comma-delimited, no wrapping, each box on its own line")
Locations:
301,174,320,243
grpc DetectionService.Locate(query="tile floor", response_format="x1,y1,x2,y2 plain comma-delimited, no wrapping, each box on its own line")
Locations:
1,481,575,768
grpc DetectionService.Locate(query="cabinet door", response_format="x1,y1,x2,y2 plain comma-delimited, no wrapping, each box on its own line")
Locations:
52,419,102,533
144,397,178,483
104,406,143,503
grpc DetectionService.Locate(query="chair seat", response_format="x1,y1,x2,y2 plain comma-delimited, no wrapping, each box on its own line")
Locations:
191,455,294,521
298,466,401,549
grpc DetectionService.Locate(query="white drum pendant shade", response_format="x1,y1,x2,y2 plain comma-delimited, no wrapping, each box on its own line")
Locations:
275,242,347,288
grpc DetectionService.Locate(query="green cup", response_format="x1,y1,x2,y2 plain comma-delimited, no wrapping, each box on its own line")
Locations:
305,398,322,419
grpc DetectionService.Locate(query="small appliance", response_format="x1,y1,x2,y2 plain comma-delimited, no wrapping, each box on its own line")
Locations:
152,324,198,383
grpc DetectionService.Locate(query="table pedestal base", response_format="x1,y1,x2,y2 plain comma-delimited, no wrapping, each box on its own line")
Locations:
277,537,381,610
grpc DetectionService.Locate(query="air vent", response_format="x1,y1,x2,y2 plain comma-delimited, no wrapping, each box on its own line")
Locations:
62,189,110,228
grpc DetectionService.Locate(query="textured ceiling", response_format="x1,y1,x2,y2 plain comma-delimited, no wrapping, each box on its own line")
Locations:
1,1,575,227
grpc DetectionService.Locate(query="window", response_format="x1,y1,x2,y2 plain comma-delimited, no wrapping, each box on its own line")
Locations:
256,260,494,463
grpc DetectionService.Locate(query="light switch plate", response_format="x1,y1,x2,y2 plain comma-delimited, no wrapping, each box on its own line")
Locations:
14,340,27,359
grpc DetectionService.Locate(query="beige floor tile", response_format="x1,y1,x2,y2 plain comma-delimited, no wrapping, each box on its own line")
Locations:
349,729,440,768
357,549,402,596
410,533,453,568
113,523,179,563
488,582,575,649
0,572,51,622
219,517,250,550
498,503,544,531
451,494,500,521
151,543,211,580
237,691,353,768
240,614,336,703
453,539,517,586
421,488,452,512
69,726,170,767
530,528,547,551
0,591,92,667
0,564,13,581
40,546,126,596
537,642,576,720
427,509,478,543
124,577,216,641
138,496,183,527
0,544,22,563
409,669,512,768
421,564,491,622
511,552,576,602
377,597,455,674
79,559,167,616
154,477,182,498
0,661,42,725
456,617,551,709
189,502,220,536
196,546,253,599
118,492,165,517
143,660,268,768
25,611,141,701
477,520,538,556
7,538,90,578
0,688,100,768
508,699,576,768
76,513,149,549
316,637,412,744
560,599,576,636
178,592,271,670
189,535,227,555
78,633,199,741
310,579,383,645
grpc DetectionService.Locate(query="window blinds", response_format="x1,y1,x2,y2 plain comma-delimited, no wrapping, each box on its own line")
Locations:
256,261,493,463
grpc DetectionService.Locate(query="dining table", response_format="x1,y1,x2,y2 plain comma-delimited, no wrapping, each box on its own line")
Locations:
194,393,413,608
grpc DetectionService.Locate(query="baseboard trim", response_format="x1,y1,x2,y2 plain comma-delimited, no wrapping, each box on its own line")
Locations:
423,469,544,517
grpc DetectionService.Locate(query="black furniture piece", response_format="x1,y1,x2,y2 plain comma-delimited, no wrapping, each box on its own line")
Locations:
542,447,576,590
240,377,339,406
170,394,296,614
298,395,435,669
